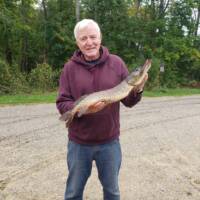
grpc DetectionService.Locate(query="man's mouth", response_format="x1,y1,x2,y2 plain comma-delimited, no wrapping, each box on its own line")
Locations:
86,48,95,51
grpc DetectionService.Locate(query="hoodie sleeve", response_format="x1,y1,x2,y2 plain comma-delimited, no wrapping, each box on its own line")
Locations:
120,61,143,108
56,64,75,114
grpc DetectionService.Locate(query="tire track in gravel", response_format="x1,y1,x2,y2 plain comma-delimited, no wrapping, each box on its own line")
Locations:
140,96,200,105
0,96,200,200
122,109,161,117
122,113,200,132
0,152,65,192
0,123,60,146
0,113,57,126
137,100,200,109
121,96,200,114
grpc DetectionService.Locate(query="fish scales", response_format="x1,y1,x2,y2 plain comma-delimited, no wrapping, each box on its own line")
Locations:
73,81,132,112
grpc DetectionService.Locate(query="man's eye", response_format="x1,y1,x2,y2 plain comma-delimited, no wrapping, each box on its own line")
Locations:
91,36,97,39
80,37,87,41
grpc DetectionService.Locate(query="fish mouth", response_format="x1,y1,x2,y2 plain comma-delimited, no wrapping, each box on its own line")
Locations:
141,59,152,74
126,59,152,86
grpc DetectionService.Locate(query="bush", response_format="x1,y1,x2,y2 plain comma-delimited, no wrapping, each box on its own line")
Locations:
10,65,30,94
29,63,55,91
146,58,160,89
161,63,179,88
0,59,12,94
52,68,62,88
0,59,29,94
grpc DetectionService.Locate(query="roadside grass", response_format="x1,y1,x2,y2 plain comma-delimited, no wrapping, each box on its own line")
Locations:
0,91,57,105
144,87,200,97
0,88,199,105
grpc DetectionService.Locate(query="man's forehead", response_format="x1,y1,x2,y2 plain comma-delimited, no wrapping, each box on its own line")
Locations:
78,25,100,36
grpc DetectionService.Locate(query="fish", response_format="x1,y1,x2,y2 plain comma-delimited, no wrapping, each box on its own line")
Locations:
59,59,151,127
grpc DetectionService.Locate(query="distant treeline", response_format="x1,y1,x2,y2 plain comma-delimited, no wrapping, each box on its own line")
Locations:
0,0,199,94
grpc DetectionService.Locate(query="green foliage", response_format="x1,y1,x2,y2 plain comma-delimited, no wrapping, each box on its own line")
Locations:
0,0,199,94
9,64,30,93
52,68,62,87
0,59,12,94
29,63,56,91
43,0,76,68
10,65,31,94
0,59,29,94
146,58,160,89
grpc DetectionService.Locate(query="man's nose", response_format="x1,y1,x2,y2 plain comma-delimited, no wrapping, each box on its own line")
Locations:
86,38,92,45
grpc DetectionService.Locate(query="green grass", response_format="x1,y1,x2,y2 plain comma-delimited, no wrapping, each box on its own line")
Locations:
0,88,199,105
144,87,200,97
0,91,57,105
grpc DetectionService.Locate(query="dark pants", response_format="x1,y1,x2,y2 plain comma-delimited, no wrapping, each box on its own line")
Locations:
64,139,122,200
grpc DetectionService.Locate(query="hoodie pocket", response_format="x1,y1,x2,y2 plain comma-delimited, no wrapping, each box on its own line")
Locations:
71,111,116,142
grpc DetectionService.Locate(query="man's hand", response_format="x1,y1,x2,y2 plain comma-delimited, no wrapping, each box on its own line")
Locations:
134,73,148,93
88,101,107,113
76,101,107,117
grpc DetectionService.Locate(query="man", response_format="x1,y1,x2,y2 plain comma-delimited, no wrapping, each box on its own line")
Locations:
56,19,148,200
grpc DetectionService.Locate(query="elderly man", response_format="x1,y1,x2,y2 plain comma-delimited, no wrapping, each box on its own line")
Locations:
56,19,148,200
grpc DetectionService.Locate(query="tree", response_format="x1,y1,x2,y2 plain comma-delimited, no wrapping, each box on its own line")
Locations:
42,0,76,68
76,0,80,22
0,0,19,65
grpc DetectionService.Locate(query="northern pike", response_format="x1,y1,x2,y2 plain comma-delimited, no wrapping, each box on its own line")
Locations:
60,59,151,127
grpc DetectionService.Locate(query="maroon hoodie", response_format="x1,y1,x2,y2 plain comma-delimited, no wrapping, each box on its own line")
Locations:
56,46,142,144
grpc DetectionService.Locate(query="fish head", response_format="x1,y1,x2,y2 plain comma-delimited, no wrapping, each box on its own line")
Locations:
126,59,151,86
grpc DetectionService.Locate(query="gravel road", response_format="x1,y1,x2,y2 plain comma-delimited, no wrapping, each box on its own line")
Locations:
0,95,200,200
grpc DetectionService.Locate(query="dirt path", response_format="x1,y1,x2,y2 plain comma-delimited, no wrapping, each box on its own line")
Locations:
0,95,200,200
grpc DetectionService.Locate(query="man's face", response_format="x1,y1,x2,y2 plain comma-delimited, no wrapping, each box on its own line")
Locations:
76,24,101,61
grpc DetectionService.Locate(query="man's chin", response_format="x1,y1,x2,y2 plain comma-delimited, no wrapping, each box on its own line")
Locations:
85,53,99,60
86,50,96,55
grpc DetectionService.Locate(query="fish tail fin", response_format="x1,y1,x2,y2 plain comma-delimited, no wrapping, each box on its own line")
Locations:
59,110,74,128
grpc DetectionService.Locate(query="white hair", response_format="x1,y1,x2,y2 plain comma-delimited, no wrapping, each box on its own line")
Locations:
74,19,101,40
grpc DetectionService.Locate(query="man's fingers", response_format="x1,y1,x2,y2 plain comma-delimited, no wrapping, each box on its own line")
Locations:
94,101,105,107
88,101,106,112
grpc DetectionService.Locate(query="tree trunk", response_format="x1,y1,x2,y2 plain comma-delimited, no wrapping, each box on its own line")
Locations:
76,0,80,22
42,0,48,62
4,34,12,65
194,3,200,36
135,0,141,17
20,0,29,72
42,0,47,19
151,0,156,19
20,35,28,72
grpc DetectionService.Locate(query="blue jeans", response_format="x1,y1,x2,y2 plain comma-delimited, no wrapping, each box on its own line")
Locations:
64,139,122,200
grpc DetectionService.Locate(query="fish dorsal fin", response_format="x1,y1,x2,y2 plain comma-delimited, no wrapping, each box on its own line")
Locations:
74,94,88,106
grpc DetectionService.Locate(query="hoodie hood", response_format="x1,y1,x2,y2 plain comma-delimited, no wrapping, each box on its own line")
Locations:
71,46,110,69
